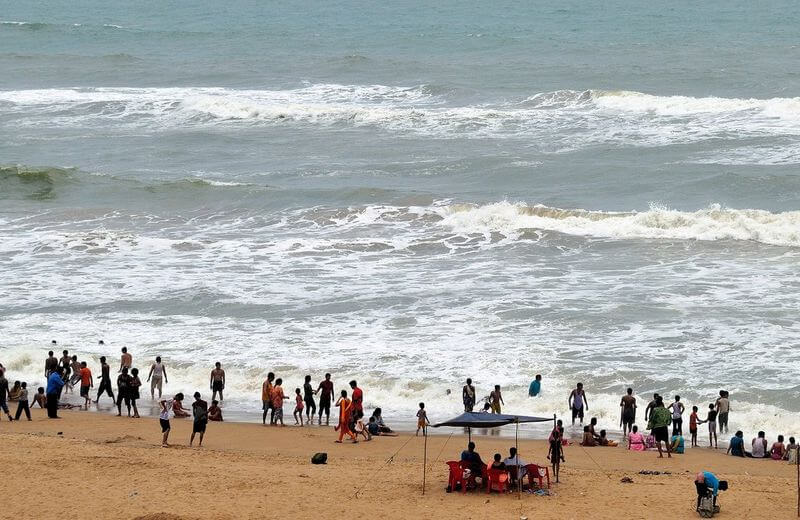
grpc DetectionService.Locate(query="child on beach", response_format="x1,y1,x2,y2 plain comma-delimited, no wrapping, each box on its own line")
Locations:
14,382,31,421
293,388,304,426
416,402,429,436
271,378,288,426
689,406,699,447
698,403,718,448
354,411,371,441
159,394,179,447
580,426,596,446
547,429,565,482
208,400,223,421
598,430,618,447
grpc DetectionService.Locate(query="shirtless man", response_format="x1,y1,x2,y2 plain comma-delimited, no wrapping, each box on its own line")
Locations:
147,356,168,399
210,362,225,402
94,356,116,404
489,385,504,414
620,387,637,436
119,347,132,373
44,351,58,378
462,378,476,412
715,391,730,434
568,382,588,425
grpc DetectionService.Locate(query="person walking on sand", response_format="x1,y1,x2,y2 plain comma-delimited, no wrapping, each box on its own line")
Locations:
147,356,168,399
335,390,357,443
94,356,115,405
44,351,58,378
647,396,672,458
349,380,363,415
317,373,334,425
303,375,316,425
46,369,65,419
159,394,179,447
119,347,132,373
78,361,93,409
462,378,475,412
262,372,274,425
0,368,13,421
668,395,685,436
271,378,288,426
568,382,588,425
620,387,636,437
14,382,31,421
210,362,225,402
415,402,429,436
129,368,142,418
116,367,132,417
190,392,208,447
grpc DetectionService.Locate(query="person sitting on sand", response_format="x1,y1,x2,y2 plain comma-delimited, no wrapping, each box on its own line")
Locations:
670,432,684,454
354,411,371,441
771,435,786,460
784,437,797,462
370,407,394,434
32,387,47,409
172,394,191,418
589,417,601,442
628,425,646,451
8,381,22,402
598,429,618,447
727,430,745,457
751,431,768,458
208,400,223,421
367,416,380,436
580,426,596,446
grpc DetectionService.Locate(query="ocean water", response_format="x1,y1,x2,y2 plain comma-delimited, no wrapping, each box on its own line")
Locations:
1,1,799,436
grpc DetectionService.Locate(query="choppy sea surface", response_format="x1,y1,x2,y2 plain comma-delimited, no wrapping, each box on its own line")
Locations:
1,0,799,435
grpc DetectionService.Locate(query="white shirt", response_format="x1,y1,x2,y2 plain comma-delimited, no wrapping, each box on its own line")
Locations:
152,362,164,378
159,399,173,420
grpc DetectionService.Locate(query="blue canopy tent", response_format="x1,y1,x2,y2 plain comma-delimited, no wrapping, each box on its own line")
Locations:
422,412,556,495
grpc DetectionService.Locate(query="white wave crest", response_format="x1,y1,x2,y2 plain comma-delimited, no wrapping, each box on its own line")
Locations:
438,202,800,247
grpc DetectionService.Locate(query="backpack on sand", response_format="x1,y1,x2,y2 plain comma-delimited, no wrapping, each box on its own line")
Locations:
311,452,328,465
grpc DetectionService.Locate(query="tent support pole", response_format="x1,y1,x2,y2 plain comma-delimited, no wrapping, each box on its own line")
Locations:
423,432,427,496
516,419,521,499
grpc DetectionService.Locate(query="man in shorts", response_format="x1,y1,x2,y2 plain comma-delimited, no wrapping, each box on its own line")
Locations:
147,356,168,399
44,351,58,378
94,356,115,404
716,390,730,434
119,347,132,373
568,383,588,425
159,393,180,447
317,373,334,425
190,392,208,447
78,361,93,409
210,362,225,402
620,387,636,437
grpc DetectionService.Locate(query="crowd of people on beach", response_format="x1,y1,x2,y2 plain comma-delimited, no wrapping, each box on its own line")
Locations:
1,345,798,470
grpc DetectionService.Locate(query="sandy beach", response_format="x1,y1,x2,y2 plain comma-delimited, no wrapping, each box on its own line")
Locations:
2,409,797,520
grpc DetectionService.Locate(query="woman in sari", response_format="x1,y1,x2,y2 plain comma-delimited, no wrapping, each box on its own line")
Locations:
335,390,357,443
628,425,646,451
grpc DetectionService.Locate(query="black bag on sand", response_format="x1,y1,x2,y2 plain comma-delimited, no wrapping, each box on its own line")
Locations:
311,452,328,465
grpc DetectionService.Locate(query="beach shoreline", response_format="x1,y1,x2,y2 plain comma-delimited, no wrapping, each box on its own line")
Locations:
2,407,796,520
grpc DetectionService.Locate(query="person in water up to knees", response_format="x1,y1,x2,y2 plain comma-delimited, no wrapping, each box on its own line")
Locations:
529,374,542,397
568,382,588,425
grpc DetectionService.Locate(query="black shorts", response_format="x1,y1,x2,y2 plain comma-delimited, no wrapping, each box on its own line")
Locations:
80,385,90,397
319,399,331,412
622,410,635,425
304,398,315,410
571,406,584,420
160,419,171,432
193,419,207,433
653,426,669,442
212,381,224,392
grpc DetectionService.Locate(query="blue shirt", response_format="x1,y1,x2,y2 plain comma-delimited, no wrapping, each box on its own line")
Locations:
703,472,720,496
729,435,744,456
46,373,65,395
529,380,541,397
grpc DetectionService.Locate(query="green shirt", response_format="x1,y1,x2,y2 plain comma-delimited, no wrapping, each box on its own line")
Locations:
648,406,671,430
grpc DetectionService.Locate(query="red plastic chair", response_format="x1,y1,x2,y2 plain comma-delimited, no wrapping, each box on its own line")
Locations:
446,461,464,492
486,467,510,493
525,464,551,489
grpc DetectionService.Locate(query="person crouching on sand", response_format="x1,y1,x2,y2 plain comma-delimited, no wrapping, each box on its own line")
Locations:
208,400,223,421
335,390,357,443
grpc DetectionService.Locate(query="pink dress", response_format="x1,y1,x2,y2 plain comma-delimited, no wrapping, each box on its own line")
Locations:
629,432,646,451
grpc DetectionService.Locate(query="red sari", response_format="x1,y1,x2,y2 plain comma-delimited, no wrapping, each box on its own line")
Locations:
336,398,356,441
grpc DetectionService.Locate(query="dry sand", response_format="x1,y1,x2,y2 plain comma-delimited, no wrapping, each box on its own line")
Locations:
1,408,797,519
